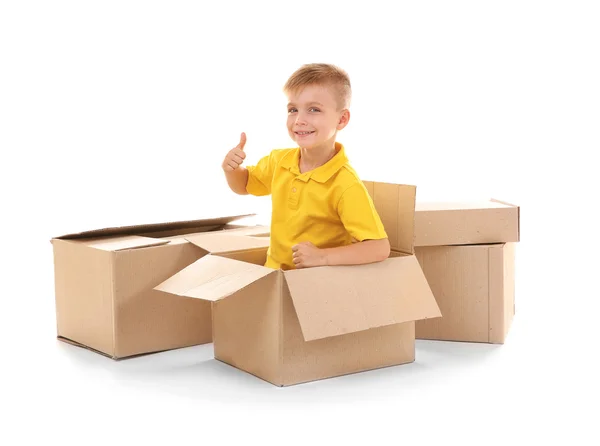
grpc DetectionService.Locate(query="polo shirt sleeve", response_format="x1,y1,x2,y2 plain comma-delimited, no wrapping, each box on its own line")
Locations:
245,151,277,196
337,183,388,241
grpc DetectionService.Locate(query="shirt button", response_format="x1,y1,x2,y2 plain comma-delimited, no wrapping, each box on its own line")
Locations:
292,187,297,193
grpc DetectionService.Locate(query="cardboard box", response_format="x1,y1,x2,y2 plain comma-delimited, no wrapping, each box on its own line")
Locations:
414,243,516,343
155,183,442,386
51,215,270,358
414,199,520,247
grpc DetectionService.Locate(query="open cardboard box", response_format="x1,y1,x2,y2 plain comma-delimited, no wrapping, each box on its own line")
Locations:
154,183,441,386
51,215,270,359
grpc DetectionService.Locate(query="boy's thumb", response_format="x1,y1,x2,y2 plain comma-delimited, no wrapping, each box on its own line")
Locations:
239,132,247,150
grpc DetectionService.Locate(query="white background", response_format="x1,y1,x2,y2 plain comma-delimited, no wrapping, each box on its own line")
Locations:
1,1,599,444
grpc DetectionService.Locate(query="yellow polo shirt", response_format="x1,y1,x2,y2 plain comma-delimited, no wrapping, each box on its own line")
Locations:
245,142,388,270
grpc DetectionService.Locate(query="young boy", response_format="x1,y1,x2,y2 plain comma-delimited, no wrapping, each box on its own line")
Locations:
221,63,390,270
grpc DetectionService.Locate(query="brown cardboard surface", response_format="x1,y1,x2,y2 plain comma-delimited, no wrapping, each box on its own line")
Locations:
280,282,415,386
489,242,516,343
185,230,270,254
213,272,282,386
415,243,516,343
155,224,270,243
283,255,440,341
53,240,115,356
198,269,418,387
82,235,170,251
111,243,213,358
363,182,416,254
414,200,519,246
219,247,268,265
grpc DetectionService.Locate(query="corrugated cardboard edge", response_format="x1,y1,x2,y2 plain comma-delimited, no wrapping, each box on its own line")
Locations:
490,198,520,242
488,243,515,344
214,358,284,387
51,214,255,241
280,361,415,387
58,336,117,359
58,336,196,360
278,271,284,386
109,251,118,357
407,187,417,254
504,243,516,340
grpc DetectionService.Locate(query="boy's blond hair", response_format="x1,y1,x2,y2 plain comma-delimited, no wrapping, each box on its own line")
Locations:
283,63,351,111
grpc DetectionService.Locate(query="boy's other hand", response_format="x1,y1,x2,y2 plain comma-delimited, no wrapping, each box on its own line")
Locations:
292,241,327,269
222,132,247,172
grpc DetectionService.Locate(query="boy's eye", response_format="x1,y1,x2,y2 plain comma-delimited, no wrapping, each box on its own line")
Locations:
287,107,320,113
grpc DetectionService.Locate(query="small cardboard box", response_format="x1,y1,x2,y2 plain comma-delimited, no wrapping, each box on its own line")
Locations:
51,216,269,358
414,243,516,343
155,183,441,386
414,199,520,247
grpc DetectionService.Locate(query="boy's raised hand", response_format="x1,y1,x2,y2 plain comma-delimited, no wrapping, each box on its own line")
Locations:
222,132,247,172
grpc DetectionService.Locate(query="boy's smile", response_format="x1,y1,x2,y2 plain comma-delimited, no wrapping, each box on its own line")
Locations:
295,130,315,137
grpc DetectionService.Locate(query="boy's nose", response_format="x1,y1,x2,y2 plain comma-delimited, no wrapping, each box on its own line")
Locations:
295,114,308,125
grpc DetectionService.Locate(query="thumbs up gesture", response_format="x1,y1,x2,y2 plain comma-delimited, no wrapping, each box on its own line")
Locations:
222,132,247,172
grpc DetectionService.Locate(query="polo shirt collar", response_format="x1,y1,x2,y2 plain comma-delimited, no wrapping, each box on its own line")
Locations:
280,142,348,183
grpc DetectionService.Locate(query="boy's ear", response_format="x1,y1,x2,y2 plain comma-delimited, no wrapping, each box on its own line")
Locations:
337,109,350,130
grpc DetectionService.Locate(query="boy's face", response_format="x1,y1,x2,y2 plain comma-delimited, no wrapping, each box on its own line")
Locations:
286,84,349,151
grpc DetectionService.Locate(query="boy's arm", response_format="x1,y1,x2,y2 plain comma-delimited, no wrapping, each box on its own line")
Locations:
224,167,249,195
292,182,391,268
292,239,390,269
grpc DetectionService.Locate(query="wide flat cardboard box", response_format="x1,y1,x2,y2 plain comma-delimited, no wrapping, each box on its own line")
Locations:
415,243,516,343
155,183,442,386
414,199,520,246
51,215,270,359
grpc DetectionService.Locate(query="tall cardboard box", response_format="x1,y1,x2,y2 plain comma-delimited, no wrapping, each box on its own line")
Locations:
51,216,269,358
155,183,442,386
413,199,520,343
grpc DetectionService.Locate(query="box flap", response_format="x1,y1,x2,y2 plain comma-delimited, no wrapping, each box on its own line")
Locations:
82,235,169,251
154,255,275,302
185,230,270,254
363,181,416,254
53,214,254,240
283,255,441,342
